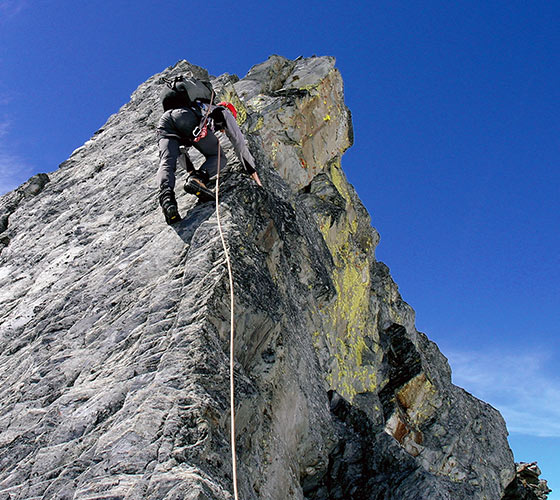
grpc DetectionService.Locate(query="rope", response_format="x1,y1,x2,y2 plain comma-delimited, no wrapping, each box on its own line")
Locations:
215,140,239,500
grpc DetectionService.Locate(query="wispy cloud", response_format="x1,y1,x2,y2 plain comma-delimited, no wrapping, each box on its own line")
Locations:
0,0,27,20
0,118,33,195
447,349,560,437
0,94,14,106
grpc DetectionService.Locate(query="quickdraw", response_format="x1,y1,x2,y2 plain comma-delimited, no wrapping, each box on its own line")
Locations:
192,90,215,143
192,123,208,142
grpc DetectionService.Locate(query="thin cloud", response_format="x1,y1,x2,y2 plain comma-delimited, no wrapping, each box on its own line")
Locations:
0,95,13,106
0,153,30,195
447,349,560,438
0,0,26,20
0,119,33,195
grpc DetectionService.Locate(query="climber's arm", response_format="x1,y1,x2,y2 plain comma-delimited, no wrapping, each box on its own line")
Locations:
221,110,259,178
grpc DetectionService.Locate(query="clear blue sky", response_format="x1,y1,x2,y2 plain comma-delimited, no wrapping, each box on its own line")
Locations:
1,0,558,495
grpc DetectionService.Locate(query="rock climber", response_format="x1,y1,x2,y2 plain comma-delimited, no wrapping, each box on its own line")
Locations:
156,77,262,225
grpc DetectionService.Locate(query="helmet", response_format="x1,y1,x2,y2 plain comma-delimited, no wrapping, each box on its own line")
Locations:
218,101,238,120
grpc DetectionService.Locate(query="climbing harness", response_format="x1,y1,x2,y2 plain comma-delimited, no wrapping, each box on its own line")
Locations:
215,141,239,500
192,123,208,142
193,90,215,143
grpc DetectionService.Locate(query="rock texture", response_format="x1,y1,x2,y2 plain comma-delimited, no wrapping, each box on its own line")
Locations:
0,56,547,499
503,463,551,500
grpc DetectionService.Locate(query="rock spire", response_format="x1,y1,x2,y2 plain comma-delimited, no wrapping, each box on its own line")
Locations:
0,56,547,499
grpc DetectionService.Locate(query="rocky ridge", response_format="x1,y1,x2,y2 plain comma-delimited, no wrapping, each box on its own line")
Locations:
0,56,548,499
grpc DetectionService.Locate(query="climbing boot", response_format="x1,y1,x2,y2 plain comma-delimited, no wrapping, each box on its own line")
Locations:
184,174,215,202
159,187,181,225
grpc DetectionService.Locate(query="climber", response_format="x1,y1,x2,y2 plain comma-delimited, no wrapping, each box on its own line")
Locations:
156,76,262,225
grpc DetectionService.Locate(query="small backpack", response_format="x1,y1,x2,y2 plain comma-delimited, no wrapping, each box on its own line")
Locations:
159,75,214,111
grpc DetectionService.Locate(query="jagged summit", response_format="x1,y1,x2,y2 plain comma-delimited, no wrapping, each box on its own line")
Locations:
0,56,547,499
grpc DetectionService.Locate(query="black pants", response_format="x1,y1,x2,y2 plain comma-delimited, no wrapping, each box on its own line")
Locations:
157,107,227,190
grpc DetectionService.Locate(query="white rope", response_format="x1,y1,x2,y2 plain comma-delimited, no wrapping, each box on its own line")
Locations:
215,141,239,500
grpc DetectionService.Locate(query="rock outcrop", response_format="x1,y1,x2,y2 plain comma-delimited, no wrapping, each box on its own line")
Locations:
503,463,551,500
0,56,547,499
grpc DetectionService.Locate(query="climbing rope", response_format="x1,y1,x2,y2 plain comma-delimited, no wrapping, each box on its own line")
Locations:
215,141,239,500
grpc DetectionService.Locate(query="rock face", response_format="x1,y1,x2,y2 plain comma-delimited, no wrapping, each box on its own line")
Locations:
0,56,545,499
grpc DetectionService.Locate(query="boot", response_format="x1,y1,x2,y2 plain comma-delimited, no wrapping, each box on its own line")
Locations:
159,187,181,225
184,172,215,202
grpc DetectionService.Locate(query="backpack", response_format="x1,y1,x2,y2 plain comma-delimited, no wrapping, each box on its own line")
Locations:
159,75,214,111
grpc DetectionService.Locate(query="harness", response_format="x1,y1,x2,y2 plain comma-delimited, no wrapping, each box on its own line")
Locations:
192,91,215,143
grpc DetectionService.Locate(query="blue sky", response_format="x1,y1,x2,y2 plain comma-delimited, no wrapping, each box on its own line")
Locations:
1,0,558,494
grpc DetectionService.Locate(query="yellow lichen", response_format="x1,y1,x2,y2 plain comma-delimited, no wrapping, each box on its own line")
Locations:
251,116,264,132
314,197,378,400
270,142,279,161
220,90,248,125
295,82,381,402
